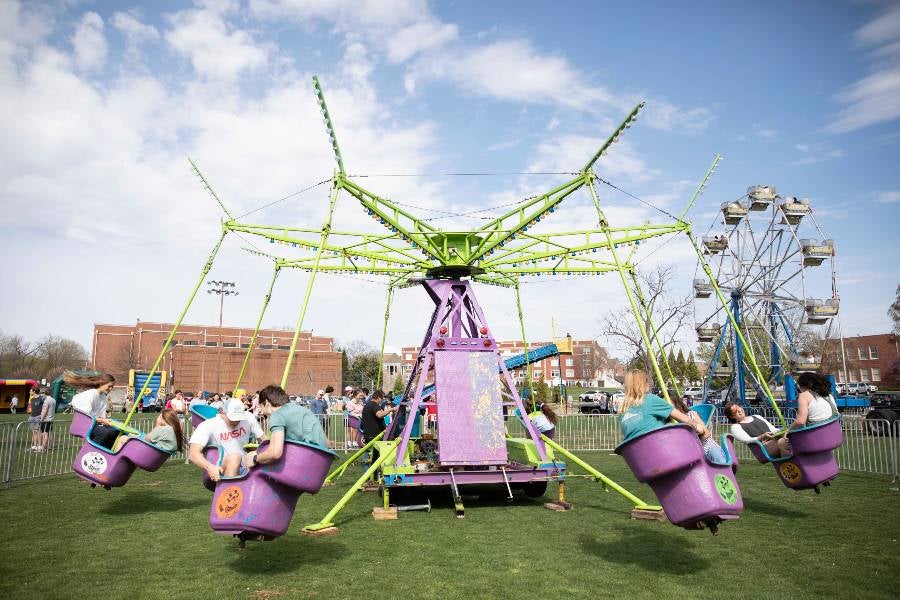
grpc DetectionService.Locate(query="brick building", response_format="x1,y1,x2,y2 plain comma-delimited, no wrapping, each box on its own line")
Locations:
91,321,342,396
400,338,608,387
380,353,402,392
824,333,899,388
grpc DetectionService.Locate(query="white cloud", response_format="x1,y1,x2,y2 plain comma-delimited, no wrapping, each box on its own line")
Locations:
71,12,107,70
546,117,560,131
165,4,269,81
873,190,900,204
112,11,160,46
385,19,458,63
791,143,844,166
825,6,900,133
639,98,714,134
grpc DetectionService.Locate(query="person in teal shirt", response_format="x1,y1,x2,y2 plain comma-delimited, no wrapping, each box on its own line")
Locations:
245,385,329,469
619,370,725,463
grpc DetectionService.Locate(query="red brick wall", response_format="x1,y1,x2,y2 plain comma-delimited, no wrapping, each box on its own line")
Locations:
825,333,899,387
92,322,341,395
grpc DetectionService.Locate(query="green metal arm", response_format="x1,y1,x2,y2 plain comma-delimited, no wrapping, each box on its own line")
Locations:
376,283,395,388
678,154,722,222
582,102,644,173
628,270,681,398
324,431,385,484
280,182,341,388
514,280,536,408
189,159,235,220
313,76,345,174
587,175,672,403
303,437,401,532
540,435,660,510
124,229,229,426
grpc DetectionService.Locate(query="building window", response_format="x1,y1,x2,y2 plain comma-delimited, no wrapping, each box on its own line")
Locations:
860,369,869,382
582,347,590,354
872,368,881,382
836,371,844,383
551,370,560,378
222,342,237,348
182,340,198,346
404,365,412,374
847,370,855,382
405,353,413,360
565,358,573,366
565,369,575,378
205,341,218,347
277,345,291,350
857,347,865,360
259,344,274,349
551,358,559,367
240,343,250,349
533,371,542,380
869,346,878,359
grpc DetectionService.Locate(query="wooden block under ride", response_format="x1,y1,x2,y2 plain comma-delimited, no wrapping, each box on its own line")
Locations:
543,501,574,512
630,508,667,522
372,506,399,521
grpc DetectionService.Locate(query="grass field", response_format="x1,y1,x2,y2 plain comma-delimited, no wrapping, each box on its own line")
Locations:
1,452,898,600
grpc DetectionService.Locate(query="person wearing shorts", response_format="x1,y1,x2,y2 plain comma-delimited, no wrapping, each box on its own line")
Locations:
39,392,57,450
28,389,44,450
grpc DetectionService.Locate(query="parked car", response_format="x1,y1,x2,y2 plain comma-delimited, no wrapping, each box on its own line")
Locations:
866,384,879,393
682,386,703,401
846,382,868,395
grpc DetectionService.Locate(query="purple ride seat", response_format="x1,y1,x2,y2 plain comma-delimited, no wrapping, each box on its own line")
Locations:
200,440,336,539
72,420,174,488
69,409,93,438
748,417,842,491
615,424,743,530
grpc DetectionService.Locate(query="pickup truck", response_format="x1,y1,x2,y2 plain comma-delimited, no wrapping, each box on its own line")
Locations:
579,390,610,414
866,391,899,436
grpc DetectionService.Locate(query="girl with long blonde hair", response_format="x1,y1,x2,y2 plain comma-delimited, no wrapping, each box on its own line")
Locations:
619,370,726,462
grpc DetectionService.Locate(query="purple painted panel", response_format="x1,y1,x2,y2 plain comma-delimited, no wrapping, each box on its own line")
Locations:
435,351,507,465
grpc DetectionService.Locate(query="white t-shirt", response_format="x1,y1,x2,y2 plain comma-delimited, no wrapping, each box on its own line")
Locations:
11,396,18,408
189,415,263,455
807,393,837,423
530,412,555,432
170,397,185,413
71,389,108,418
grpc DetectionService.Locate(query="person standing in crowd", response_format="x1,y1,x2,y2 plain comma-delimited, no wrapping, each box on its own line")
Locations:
66,371,119,448
10,394,18,414
209,393,224,410
27,389,44,450
244,385,329,470
170,391,186,417
39,389,56,451
344,389,365,448
188,398,264,481
310,389,328,433
361,390,396,447
189,392,207,409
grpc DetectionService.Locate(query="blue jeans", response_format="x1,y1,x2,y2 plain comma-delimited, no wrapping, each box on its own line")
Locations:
702,437,727,464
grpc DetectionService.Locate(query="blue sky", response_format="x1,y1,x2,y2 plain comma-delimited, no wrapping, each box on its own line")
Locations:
1,0,897,360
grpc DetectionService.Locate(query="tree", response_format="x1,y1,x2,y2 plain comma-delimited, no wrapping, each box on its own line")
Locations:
338,340,381,391
600,265,692,385
391,376,405,396
890,283,900,336
686,351,701,384
0,331,87,380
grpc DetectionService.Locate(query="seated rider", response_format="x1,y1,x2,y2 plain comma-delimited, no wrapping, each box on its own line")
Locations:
793,372,838,428
244,385,328,469
528,402,557,440
619,370,727,464
724,402,789,458
189,398,263,482
67,371,120,448
112,409,184,454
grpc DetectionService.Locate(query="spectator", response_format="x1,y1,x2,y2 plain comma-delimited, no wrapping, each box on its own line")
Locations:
188,398,263,481
39,390,57,451
113,409,183,453
27,389,44,450
66,371,119,449
361,389,395,447
209,393,223,410
310,389,328,432
10,394,18,414
344,389,365,448
189,392,207,409
169,391,186,416
245,385,328,469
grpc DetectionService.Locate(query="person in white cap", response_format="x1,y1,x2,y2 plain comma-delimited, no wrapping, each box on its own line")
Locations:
188,398,264,481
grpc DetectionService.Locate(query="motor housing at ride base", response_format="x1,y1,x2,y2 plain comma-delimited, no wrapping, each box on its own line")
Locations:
69,410,173,488
747,417,842,492
201,441,335,540
615,425,743,532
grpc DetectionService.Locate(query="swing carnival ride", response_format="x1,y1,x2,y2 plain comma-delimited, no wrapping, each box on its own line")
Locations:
694,185,840,408
122,75,756,536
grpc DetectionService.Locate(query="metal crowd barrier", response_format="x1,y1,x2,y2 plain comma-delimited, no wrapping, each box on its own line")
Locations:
1,412,896,488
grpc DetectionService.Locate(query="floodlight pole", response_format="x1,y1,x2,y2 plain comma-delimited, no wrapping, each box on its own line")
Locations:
208,280,239,393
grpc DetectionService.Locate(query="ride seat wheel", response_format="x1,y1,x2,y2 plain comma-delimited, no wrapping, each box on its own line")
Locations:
523,481,548,498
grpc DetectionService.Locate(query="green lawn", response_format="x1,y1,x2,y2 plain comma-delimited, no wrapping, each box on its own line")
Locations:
1,453,898,600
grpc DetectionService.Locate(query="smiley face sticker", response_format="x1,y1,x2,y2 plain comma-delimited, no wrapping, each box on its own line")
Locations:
215,485,243,519
714,474,738,505
778,462,803,485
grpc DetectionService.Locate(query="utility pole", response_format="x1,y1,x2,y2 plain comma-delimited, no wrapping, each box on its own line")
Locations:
207,280,238,393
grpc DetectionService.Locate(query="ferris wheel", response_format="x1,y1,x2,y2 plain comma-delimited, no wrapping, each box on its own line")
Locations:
693,185,840,404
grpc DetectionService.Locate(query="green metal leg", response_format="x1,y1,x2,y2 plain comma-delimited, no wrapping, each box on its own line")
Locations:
540,434,661,511
325,431,384,483
302,438,400,532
